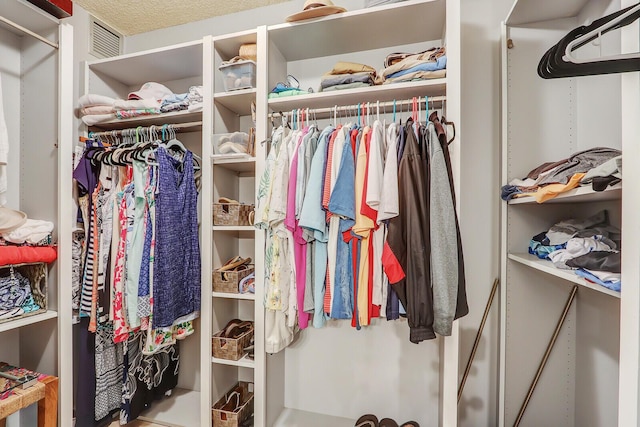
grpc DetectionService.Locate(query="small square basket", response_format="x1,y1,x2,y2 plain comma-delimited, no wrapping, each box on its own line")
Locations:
213,203,254,226
213,265,254,294
212,325,254,361
212,382,254,427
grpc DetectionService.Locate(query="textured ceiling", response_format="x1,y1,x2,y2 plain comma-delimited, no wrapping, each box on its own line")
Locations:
74,0,289,36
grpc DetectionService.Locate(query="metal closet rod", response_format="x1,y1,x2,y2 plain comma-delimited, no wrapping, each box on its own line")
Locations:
267,96,447,118
88,121,203,138
0,15,58,49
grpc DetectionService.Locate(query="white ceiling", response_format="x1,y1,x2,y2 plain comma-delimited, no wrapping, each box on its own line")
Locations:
74,0,289,36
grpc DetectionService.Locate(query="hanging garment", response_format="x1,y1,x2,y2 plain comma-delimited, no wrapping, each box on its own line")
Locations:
153,147,201,328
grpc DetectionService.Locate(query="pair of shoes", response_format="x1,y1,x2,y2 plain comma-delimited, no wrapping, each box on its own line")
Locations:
219,319,254,340
355,415,420,427
218,256,252,272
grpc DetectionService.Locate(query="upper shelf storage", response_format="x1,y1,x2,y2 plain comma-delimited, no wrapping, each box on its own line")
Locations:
267,0,445,61
0,0,59,36
88,39,204,86
506,0,590,26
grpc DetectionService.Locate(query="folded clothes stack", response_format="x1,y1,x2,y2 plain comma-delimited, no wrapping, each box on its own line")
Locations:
77,82,204,125
320,61,378,92
380,47,447,84
269,74,309,99
501,147,621,202
528,210,621,291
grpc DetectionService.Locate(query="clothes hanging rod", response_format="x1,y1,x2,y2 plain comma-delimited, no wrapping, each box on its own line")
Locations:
0,15,58,49
88,121,203,138
267,96,446,118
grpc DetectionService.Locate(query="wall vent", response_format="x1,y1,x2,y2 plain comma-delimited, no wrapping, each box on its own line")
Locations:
89,17,122,59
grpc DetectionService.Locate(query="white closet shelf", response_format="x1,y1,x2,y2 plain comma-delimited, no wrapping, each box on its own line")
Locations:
214,89,257,116
137,388,200,427
212,225,256,232
213,29,257,60
88,40,203,86
211,354,254,368
212,291,256,301
212,156,256,173
273,408,356,427
0,0,58,35
268,79,446,112
508,183,622,205
88,110,203,131
268,0,445,61
506,0,589,26
508,253,621,298
0,310,58,333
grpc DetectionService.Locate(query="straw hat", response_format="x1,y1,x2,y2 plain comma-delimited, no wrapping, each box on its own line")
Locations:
286,0,347,22
0,207,27,234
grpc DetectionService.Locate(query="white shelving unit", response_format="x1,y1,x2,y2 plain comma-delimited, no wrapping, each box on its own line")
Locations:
0,1,73,425
82,36,213,427
500,0,639,425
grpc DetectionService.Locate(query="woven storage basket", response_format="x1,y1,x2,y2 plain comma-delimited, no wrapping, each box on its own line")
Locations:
212,325,254,361
0,263,47,324
238,43,257,62
213,203,254,226
213,265,254,294
212,382,254,427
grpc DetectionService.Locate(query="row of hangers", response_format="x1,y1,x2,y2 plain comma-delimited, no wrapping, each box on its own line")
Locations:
272,97,455,144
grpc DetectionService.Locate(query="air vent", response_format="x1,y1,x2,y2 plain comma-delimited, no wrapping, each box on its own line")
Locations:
89,17,122,59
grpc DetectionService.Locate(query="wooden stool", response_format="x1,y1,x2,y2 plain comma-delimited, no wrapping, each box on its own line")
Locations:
0,376,58,427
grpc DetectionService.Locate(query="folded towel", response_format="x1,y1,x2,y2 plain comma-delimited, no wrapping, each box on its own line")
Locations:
79,105,115,116
2,219,54,245
78,93,116,108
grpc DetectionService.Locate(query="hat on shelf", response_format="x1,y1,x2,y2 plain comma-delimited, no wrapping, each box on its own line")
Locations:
0,207,27,234
286,0,346,22
127,82,174,101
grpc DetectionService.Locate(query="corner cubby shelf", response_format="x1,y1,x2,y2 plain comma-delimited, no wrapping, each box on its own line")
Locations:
508,253,620,298
212,291,256,301
211,156,256,173
214,88,257,116
0,310,58,333
211,354,255,369
212,225,256,232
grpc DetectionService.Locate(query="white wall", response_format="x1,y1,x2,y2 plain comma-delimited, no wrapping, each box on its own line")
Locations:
71,0,512,425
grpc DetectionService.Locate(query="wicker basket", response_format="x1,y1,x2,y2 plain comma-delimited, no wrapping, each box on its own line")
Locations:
212,382,254,427
238,43,257,62
0,263,47,324
213,203,254,226
212,324,254,361
213,265,254,294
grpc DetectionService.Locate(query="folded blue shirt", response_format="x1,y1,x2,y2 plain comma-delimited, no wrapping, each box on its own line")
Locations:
575,268,621,292
387,56,447,79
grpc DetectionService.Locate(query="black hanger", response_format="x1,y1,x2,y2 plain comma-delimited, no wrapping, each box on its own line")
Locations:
538,3,640,79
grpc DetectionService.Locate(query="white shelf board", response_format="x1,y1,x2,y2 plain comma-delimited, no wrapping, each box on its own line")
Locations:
212,156,256,172
212,291,256,301
88,40,203,86
138,388,200,427
273,408,356,427
268,0,445,61
506,0,589,26
0,0,58,35
213,29,258,60
268,79,446,111
211,354,255,368
212,225,256,232
88,110,203,131
508,253,620,298
0,310,58,333
214,89,257,116
508,183,622,205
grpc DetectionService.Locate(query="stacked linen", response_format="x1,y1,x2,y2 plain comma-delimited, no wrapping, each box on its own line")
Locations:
320,61,377,92
77,94,116,126
501,147,622,202
381,47,447,84
528,210,622,292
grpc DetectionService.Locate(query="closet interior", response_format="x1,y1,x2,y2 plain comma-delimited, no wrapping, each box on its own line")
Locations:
0,0,73,425
500,0,640,425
